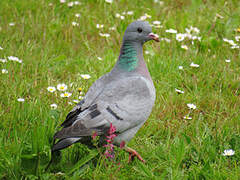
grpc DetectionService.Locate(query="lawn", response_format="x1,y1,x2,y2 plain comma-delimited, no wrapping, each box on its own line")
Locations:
0,0,240,179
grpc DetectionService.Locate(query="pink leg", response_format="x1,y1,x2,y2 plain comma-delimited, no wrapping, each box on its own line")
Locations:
124,147,145,163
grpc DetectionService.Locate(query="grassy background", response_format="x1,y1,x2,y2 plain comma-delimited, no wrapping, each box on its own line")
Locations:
0,0,240,179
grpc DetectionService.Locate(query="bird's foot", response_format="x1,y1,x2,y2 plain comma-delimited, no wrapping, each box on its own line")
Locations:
124,147,145,163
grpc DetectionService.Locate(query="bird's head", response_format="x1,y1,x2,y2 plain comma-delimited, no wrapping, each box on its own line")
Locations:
123,21,159,44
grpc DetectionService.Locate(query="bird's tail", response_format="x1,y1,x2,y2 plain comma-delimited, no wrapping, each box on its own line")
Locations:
52,137,81,152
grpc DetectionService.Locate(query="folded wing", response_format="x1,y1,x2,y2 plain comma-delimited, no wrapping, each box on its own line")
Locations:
52,75,155,151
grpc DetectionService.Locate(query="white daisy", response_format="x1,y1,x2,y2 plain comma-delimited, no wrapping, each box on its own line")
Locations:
75,13,81,18
231,45,239,49
145,51,150,55
235,36,240,42
99,33,110,38
153,25,163,28
193,27,200,34
223,38,236,46
165,28,177,34
159,1,164,5
191,36,198,40
17,98,25,102
154,0,164,5
223,38,229,42
73,99,79,104
105,0,113,3
60,0,66,3
183,115,192,120
68,2,74,7
8,56,22,63
80,74,91,79
222,149,235,156
190,62,199,68
17,59,22,63
60,92,72,98
120,15,125,20
152,21,161,25
178,66,183,70
175,88,184,94
74,1,80,5
97,57,102,60
138,15,147,21
176,33,185,42
2,69,8,74
181,45,188,50
47,86,56,93
115,13,125,19
187,103,196,110
184,33,192,39
50,104,57,109
57,84,67,91
0,46,3,50
225,59,231,63
72,22,79,26
9,22,15,26
109,26,116,31
185,28,191,34
185,26,200,34
144,13,151,18
0,59,7,63
8,56,16,61
127,11,134,15
96,24,104,29
228,40,236,46
115,13,121,18
160,38,171,43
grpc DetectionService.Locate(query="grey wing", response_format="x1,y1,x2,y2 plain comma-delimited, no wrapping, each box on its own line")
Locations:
60,72,111,128
52,76,155,151
52,73,111,152
96,76,156,134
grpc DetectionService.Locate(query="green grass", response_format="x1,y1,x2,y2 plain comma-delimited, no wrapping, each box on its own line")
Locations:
0,0,240,179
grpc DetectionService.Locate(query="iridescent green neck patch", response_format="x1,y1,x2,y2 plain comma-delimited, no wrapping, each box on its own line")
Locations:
118,42,138,72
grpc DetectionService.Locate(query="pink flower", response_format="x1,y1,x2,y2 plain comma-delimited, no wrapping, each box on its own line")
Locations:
104,150,114,159
92,131,97,140
103,123,117,159
109,123,116,134
120,141,125,149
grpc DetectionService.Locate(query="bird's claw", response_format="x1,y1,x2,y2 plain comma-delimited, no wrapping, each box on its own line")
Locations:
127,149,145,163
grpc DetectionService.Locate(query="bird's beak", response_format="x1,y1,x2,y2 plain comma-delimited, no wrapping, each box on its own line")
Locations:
148,33,159,42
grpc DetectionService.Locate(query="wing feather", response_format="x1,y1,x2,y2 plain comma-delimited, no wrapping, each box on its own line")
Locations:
53,75,155,146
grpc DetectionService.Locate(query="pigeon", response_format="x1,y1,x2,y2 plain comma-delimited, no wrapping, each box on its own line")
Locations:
51,21,159,163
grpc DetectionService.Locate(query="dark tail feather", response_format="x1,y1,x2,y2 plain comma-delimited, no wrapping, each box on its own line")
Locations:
52,137,81,152
45,137,81,171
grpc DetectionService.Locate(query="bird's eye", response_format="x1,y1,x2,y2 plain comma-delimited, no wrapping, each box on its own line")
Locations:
137,28,143,33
